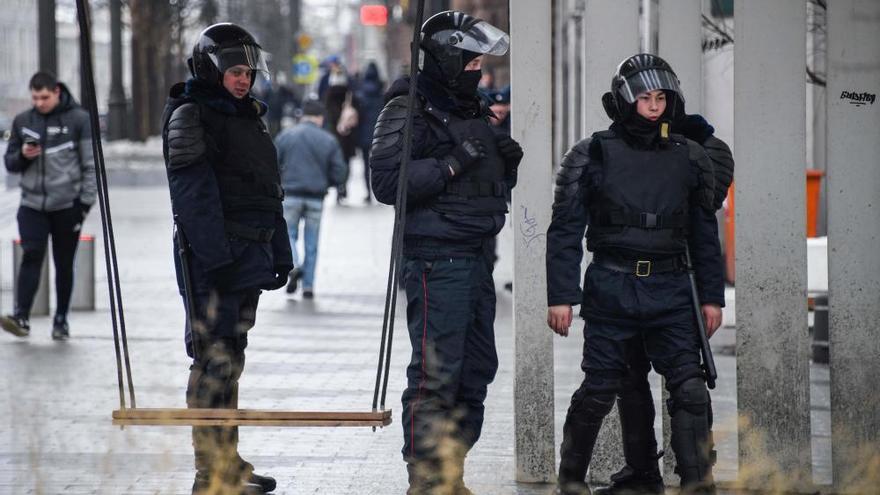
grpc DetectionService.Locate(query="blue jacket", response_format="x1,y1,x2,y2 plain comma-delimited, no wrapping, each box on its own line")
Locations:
275,121,347,198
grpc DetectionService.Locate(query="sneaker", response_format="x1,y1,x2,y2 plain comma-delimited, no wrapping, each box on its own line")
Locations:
52,317,70,341
0,314,30,338
286,267,302,294
302,289,314,299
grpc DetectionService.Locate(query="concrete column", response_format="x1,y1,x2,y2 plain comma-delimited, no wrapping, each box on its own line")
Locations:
510,0,556,483
734,1,811,490
583,0,639,484
657,0,702,484
826,1,880,492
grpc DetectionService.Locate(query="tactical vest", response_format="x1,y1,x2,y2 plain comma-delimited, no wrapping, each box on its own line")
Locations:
586,130,694,255
422,102,508,216
198,103,284,215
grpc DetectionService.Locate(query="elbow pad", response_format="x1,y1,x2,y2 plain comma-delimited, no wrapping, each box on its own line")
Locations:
166,103,207,170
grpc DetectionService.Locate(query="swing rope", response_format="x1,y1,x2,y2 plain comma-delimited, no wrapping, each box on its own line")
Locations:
372,0,427,413
75,0,136,409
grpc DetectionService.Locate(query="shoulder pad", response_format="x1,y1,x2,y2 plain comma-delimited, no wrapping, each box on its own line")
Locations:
370,95,417,161
554,137,597,206
703,135,734,209
592,130,616,140
166,103,206,170
686,139,716,211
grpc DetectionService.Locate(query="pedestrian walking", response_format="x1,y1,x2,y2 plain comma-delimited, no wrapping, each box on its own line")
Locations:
1,72,96,340
354,61,385,203
546,53,724,495
593,112,733,495
161,23,292,495
371,10,521,494
275,99,347,298
322,60,357,202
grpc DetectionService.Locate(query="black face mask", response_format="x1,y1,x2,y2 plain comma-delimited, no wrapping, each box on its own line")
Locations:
453,69,482,97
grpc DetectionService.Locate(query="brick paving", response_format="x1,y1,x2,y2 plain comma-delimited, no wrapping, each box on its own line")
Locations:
0,158,831,494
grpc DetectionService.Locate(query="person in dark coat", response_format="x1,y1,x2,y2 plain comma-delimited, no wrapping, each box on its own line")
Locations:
546,53,725,495
593,113,733,495
323,63,357,201
1,72,96,340
370,10,520,494
161,23,292,495
354,61,385,202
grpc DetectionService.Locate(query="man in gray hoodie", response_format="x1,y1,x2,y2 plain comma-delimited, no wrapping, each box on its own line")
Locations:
1,72,96,340
275,98,347,298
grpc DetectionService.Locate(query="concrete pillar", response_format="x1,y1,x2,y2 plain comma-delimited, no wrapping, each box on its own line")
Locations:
510,0,556,483
826,1,880,492
657,0,702,484
583,0,640,484
734,1,811,490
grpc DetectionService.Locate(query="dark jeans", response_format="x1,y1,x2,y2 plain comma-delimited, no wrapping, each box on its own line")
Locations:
400,255,498,464
15,205,83,319
185,289,259,484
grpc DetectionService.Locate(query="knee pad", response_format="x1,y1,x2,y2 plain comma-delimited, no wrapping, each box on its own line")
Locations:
668,377,709,416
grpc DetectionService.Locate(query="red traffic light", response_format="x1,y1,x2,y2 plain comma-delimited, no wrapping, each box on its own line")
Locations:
360,5,388,26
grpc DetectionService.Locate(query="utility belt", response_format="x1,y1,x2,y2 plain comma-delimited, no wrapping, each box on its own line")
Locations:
225,221,275,242
592,251,686,277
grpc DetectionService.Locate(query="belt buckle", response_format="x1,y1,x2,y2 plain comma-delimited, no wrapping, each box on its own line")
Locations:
635,260,651,277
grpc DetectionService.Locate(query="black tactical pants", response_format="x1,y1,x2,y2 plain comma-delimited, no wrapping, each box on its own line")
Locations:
185,290,260,487
559,264,712,491
400,255,498,488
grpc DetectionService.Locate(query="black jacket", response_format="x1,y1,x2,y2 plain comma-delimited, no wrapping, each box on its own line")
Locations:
162,79,293,294
370,76,517,258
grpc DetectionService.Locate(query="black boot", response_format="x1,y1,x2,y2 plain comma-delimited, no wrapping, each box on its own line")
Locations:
237,458,276,493
594,386,664,495
557,392,615,495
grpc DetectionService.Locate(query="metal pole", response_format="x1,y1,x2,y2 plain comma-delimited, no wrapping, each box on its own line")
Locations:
108,0,127,140
38,0,58,74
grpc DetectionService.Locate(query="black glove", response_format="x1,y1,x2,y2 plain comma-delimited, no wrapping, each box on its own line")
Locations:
266,265,293,291
445,137,487,177
676,114,715,144
495,134,523,169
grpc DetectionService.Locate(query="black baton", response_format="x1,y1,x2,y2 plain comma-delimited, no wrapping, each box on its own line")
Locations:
174,219,201,361
684,241,718,389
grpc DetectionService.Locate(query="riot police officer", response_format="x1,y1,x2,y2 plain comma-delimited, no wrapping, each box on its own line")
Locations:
595,113,734,495
370,10,522,494
161,23,292,495
546,54,722,494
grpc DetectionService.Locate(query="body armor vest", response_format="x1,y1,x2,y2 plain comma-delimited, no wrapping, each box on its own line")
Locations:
423,103,508,216
198,103,283,215
586,130,693,255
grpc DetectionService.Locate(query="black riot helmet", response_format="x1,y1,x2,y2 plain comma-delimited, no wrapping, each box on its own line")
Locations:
188,23,269,87
602,53,684,122
419,10,509,87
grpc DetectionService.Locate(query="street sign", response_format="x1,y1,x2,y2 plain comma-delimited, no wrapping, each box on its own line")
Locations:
293,53,319,85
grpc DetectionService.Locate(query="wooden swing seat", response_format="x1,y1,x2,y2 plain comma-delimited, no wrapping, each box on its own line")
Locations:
112,408,392,427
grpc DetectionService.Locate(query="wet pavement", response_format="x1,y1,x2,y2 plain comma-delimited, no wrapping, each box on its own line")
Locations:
0,157,832,494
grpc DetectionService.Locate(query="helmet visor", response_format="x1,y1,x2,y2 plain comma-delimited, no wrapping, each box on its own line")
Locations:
617,68,682,104
210,43,269,75
437,20,510,56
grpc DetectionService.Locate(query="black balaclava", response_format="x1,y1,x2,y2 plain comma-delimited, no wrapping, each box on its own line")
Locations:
419,51,483,117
